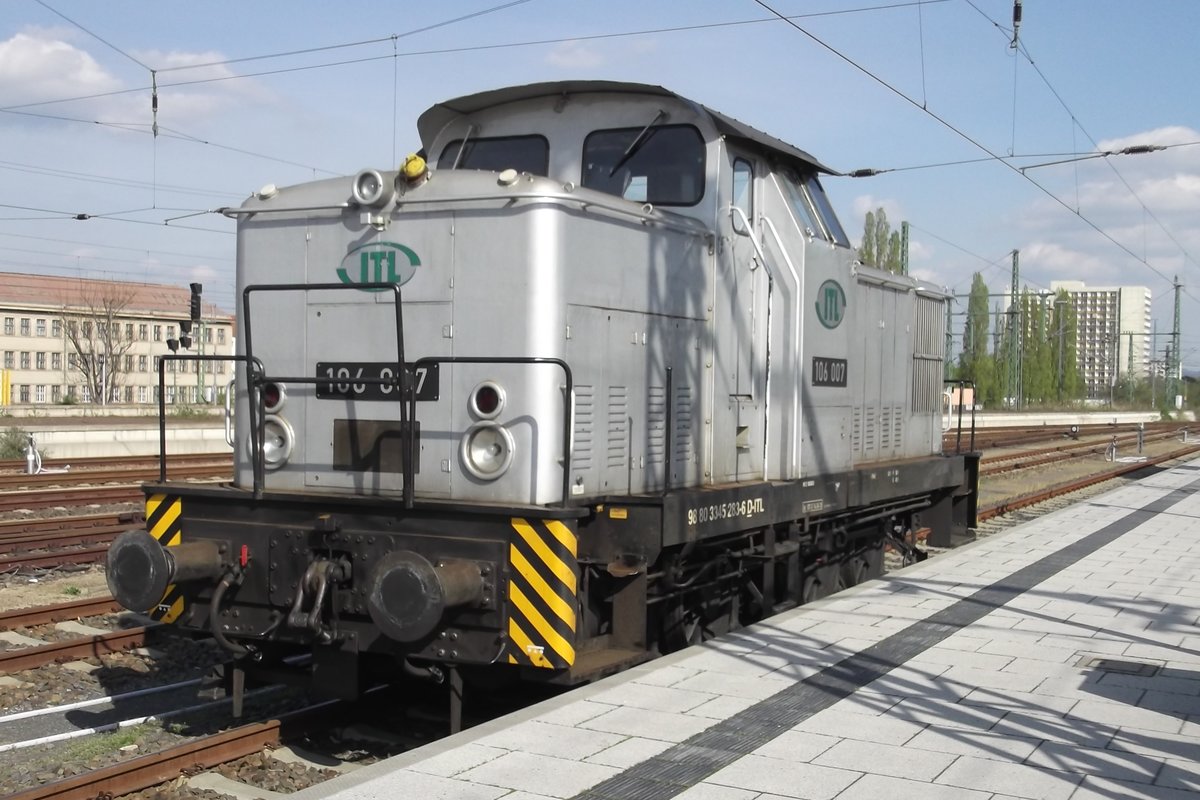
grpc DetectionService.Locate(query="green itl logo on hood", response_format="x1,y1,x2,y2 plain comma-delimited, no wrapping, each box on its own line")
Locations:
815,279,846,329
337,242,421,291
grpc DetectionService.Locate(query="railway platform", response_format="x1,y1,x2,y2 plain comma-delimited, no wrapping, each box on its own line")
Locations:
293,459,1200,800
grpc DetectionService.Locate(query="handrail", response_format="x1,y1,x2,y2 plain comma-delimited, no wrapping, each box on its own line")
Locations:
156,354,260,483
942,379,978,454
242,282,406,499
760,209,805,476
220,189,712,239
729,205,773,481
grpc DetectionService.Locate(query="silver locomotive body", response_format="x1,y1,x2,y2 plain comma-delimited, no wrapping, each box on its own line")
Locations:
107,82,977,707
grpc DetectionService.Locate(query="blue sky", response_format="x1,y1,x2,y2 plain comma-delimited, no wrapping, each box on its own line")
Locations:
2,1,1198,364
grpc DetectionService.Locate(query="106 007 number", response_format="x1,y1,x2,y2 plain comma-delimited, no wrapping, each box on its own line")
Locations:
315,362,439,401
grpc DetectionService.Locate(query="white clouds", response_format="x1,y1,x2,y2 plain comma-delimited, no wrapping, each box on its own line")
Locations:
0,32,122,108
850,194,905,226
0,32,270,130
544,40,606,70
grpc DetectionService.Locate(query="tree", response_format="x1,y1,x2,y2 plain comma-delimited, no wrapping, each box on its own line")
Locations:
61,284,137,405
857,207,904,273
958,273,990,377
1049,290,1081,401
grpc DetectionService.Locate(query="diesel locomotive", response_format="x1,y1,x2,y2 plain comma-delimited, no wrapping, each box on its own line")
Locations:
106,80,979,719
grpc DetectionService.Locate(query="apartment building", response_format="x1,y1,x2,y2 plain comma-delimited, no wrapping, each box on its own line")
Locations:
1050,280,1152,399
0,273,234,407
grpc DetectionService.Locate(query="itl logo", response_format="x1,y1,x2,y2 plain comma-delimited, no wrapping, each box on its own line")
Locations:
815,279,846,329
337,242,421,291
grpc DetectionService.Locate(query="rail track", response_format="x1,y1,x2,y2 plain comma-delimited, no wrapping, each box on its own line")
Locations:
0,625,152,674
0,598,125,631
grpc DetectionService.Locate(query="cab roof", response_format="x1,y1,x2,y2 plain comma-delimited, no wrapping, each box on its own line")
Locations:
417,80,839,175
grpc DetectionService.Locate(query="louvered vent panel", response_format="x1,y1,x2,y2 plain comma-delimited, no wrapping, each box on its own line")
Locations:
573,384,594,471
647,385,666,465
607,385,628,469
674,385,693,464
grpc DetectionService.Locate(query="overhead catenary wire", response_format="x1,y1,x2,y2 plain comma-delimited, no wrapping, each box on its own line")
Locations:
751,0,1185,298
962,0,1200,285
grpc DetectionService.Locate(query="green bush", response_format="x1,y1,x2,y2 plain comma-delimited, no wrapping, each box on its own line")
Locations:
0,427,41,459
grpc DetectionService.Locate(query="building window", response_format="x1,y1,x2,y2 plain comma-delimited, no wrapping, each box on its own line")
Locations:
52,319,62,338
218,328,226,345
68,353,78,369
206,327,213,344
124,386,133,403
153,325,162,342
35,352,45,370
19,318,30,336
139,324,148,341
139,355,148,372
82,321,92,337
18,385,29,403
35,319,46,337
52,385,61,403
52,352,61,370
35,385,45,403
138,385,147,403
3,317,12,335
153,356,160,371
80,385,91,404
2,351,11,369
124,355,133,372
167,325,176,340
19,352,29,369
125,323,134,340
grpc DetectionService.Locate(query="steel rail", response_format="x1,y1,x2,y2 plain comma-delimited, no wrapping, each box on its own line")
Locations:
0,462,229,490
0,597,123,631
0,544,111,570
0,626,150,674
977,443,1200,522
2,719,284,800
979,430,1183,476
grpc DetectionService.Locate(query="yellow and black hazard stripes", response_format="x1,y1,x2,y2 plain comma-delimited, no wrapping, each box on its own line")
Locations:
505,518,578,669
145,494,186,623
146,494,182,547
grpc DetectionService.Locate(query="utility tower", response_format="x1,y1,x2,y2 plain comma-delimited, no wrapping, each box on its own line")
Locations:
1169,276,1182,407
1007,250,1021,408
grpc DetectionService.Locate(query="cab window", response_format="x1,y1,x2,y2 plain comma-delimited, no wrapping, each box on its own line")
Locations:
778,167,824,239
803,172,850,248
582,124,705,206
732,158,753,234
438,135,549,175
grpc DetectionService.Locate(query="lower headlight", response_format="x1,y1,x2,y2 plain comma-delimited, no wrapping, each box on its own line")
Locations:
260,414,295,470
461,422,514,480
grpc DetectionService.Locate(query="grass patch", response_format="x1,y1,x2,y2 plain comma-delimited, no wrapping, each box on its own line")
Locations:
62,586,81,596
59,725,152,761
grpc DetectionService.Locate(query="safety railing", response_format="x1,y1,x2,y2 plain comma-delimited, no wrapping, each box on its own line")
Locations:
943,379,978,454
241,282,407,499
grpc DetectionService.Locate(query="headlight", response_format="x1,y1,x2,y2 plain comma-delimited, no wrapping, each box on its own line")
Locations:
351,168,395,207
262,382,286,414
469,380,505,419
257,414,294,470
461,422,514,480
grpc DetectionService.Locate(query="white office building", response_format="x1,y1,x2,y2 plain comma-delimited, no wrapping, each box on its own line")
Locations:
1050,280,1152,400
